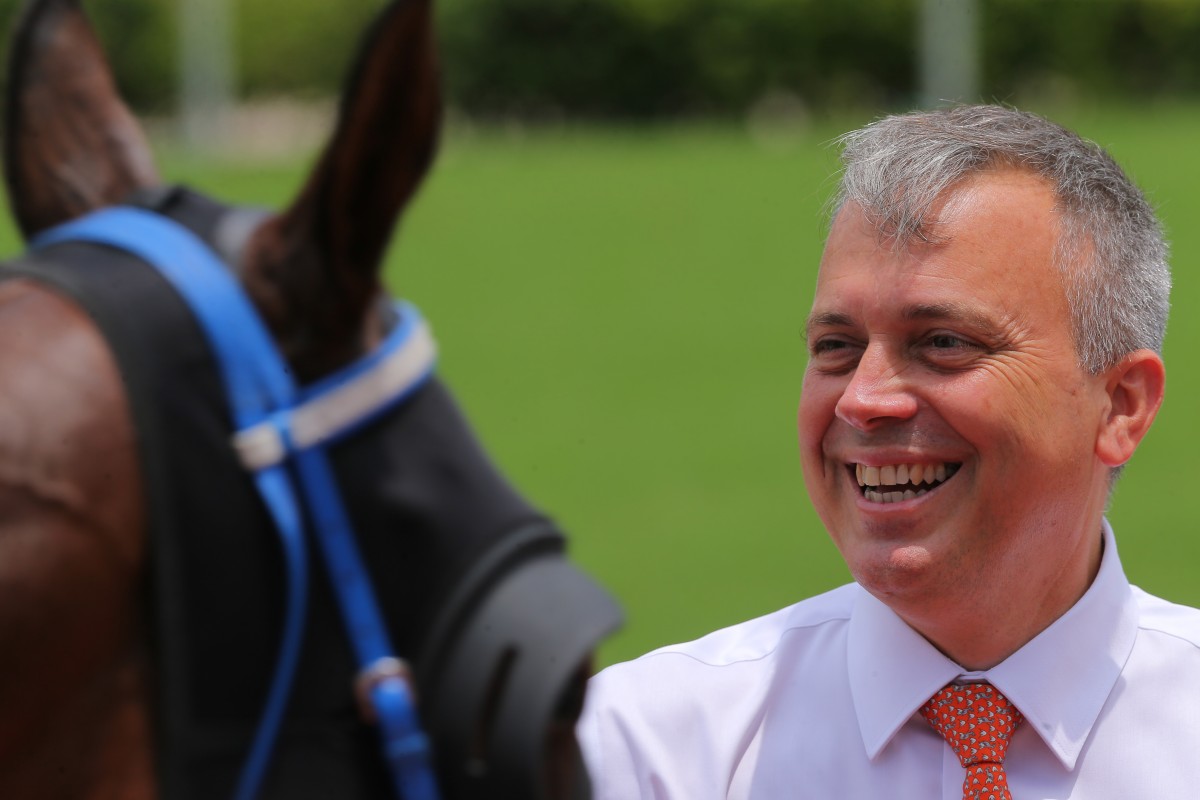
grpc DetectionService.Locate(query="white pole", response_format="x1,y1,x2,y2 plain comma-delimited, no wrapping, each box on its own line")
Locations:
918,0,981,108
178,0,235,153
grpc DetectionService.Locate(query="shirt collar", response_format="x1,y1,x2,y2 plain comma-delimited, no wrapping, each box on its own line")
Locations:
847,519,1137,770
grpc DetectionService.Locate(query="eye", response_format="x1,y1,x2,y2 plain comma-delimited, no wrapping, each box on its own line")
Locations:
927,333,969,349
811,337,850,354
808,335,863,372
917,331,983,367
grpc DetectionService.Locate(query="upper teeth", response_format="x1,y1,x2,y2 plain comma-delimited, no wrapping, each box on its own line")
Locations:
855,462,952,488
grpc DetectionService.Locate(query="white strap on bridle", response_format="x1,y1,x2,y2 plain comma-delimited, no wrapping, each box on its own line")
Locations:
233,314,437,470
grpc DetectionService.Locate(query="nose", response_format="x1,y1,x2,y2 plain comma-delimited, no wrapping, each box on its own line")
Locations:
834,342,918,431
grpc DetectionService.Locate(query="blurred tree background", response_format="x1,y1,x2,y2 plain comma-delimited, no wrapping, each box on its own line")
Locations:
0,0,1199,121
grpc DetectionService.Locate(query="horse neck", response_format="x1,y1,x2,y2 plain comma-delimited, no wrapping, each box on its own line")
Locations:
0,280,156,798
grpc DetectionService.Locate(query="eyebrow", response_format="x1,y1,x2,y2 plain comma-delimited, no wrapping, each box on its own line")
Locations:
902,302,998,332
804,302,1000,339
803,311,854,341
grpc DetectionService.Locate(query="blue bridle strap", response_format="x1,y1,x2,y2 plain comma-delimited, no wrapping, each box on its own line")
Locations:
32,207,440,800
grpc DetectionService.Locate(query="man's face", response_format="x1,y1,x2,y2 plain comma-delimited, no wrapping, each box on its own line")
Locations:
799,169,1112,634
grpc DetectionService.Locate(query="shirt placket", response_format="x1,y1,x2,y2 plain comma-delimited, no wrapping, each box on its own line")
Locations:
942,743,965,799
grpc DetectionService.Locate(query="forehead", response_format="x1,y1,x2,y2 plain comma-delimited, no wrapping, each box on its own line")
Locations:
812,169,1067,327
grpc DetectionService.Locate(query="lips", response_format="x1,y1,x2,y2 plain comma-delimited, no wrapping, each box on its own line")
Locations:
852,461,961,503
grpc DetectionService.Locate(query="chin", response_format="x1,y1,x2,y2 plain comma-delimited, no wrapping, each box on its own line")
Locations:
846,542,940,597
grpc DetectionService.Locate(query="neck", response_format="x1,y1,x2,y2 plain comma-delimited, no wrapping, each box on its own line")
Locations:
900,522,1106,671
0,647,155,800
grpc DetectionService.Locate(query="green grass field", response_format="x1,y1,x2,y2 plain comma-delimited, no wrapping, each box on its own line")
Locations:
3,103,1198,667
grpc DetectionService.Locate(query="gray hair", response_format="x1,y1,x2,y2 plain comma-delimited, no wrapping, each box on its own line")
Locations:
833,104,1170,374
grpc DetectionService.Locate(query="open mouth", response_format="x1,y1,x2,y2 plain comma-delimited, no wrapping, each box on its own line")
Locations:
851,462,961,504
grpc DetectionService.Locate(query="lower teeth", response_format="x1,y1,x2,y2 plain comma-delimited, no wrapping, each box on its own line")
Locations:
864,488,928,503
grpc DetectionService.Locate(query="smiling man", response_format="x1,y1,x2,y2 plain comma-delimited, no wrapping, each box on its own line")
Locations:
579,106,1200,798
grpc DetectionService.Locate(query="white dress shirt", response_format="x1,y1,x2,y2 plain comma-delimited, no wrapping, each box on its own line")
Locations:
579,521,1200,798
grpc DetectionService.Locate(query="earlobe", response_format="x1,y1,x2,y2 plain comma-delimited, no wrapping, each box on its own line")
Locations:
1095,349,1166,467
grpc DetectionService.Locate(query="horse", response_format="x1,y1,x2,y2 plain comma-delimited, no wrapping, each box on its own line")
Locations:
0,1,620,798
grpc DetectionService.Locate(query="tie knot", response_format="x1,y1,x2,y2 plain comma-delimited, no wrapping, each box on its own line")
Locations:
920,682,1023,768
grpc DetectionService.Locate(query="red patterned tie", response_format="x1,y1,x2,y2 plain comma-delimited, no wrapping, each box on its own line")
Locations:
920,682,1023,800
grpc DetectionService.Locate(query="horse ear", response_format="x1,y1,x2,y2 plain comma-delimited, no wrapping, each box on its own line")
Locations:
3,0,161,239
241,0,441,380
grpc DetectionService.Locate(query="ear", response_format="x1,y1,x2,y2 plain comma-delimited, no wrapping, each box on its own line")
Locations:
241,0,441,381
1095,349,1166,467
3,0,161,239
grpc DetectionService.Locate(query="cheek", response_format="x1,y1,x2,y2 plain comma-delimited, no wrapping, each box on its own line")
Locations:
797,373,846,485
945,376,1103,503
995,383,1094,454
797,373,833,452
970,354,1091,427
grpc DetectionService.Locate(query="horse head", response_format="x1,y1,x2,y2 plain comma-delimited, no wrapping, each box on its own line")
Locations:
0,1,620,798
